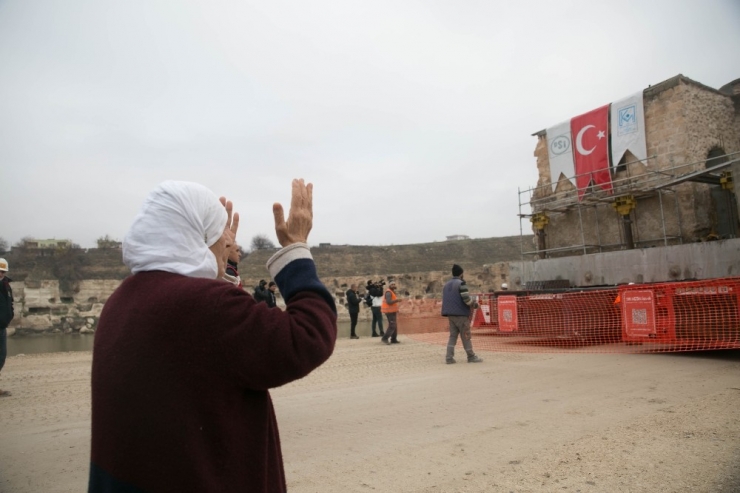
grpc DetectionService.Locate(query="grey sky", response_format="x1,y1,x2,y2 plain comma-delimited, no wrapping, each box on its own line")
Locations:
1,0,739,249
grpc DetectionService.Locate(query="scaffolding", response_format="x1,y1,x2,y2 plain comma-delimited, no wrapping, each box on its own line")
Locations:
517,150,740,259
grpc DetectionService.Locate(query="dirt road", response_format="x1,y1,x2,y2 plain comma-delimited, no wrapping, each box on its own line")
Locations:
1,337,738,492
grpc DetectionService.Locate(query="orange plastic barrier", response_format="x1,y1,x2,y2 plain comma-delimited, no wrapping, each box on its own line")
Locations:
400,277,740,353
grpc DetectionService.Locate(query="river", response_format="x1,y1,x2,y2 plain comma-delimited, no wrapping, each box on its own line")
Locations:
6,320,378,356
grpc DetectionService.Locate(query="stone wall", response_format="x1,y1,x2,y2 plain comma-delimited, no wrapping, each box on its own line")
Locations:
8,236,738,333
531,74,740,256
7,263,511,333
509,237,740,288
6,238,520,333
244,261,511,322
10,279,120,336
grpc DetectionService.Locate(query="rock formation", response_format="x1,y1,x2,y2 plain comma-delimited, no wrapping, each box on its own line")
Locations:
5,236,529,334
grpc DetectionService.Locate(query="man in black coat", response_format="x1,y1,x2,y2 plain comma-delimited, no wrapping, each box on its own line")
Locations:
265,282,278,308
346,284,362,339
253,279,268,303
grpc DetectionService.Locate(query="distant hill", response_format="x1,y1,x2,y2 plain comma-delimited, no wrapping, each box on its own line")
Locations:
4,248,129,283
3,235,533,286
240,235,533,279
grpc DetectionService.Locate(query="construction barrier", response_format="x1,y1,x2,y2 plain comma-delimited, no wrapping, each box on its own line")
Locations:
399,277,740,353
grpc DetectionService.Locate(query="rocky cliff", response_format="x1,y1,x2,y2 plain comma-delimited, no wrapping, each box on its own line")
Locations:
4,235,531,334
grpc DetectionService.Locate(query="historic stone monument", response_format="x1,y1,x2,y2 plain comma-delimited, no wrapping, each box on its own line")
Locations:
528,74,740,257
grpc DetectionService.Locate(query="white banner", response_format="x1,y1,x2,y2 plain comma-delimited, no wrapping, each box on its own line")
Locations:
611,91,647,166
546,120,576,191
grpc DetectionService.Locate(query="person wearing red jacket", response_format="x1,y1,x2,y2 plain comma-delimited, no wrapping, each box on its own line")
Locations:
89,179,337,493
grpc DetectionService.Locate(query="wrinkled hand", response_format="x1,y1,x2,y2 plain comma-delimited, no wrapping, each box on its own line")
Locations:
273,178,313,247
227,241,240,263
219,196,239,252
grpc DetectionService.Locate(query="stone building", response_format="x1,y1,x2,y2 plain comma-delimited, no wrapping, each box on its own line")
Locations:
527,74,740,258
21,238,72,250
16,238,74,257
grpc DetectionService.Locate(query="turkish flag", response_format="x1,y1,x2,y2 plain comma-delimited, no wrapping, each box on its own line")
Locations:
571,104,612,200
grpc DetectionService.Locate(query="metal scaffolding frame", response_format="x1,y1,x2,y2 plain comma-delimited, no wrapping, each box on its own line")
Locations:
517,151,739,259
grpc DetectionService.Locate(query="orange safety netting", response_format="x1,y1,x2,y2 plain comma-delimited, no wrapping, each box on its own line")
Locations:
398,277,740,353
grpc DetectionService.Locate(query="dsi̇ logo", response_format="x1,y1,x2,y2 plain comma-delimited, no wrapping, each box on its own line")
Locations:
549,134,571,156
617,105,638,135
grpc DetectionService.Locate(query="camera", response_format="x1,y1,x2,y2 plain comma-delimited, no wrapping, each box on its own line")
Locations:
366,279,386,297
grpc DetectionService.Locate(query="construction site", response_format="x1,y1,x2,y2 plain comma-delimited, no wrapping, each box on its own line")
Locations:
402,74,740,355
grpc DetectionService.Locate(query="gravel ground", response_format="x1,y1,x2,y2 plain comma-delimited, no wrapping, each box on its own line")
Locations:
0,338,738,492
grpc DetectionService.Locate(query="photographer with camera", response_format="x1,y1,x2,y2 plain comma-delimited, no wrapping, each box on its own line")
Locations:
365,280,385,337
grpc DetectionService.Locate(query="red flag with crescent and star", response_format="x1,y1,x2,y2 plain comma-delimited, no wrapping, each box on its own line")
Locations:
570,104,612,200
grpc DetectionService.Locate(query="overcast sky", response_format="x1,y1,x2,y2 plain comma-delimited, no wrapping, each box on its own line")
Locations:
1,0,739,249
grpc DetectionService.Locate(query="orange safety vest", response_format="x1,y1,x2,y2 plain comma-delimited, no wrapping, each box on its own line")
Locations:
381,289,400,313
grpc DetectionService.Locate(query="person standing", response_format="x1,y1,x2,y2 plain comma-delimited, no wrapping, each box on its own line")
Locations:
253,279,268,303
265,281,278,308
88,179,337,493
369,282,385,338
441,264,482,364
0,258,13,397
224,240,242,287
380,280,402,345
346,284,361,339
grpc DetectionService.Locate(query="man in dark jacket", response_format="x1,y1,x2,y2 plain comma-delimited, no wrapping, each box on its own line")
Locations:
441,264,482,364
346,284,362,339
253,279,267,303
265,281,278,308
0,258,14,397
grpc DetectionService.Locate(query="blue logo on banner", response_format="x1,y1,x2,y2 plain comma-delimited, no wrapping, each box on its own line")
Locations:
618,105,637,136
549,134,571,156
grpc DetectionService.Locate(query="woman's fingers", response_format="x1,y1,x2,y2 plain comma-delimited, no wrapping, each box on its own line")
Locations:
231,212,240,236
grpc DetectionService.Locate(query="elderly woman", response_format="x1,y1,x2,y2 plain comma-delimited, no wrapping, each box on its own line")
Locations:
89,179,337,493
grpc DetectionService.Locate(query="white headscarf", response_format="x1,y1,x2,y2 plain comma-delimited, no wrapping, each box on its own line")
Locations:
123,181,228,279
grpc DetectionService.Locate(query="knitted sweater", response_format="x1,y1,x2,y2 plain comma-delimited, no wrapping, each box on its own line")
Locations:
89,249,337,493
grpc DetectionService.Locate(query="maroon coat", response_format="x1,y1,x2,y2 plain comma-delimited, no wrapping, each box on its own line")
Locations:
89,269,336,492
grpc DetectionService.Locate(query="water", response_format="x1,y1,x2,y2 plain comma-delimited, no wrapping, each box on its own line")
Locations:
7,333,96,356
6,320,378,356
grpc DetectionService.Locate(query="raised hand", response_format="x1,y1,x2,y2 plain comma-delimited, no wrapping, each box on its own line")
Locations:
273,179,313,247
219,196,239,254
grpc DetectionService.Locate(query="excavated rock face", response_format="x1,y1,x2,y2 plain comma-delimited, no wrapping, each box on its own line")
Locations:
6,237,526,331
